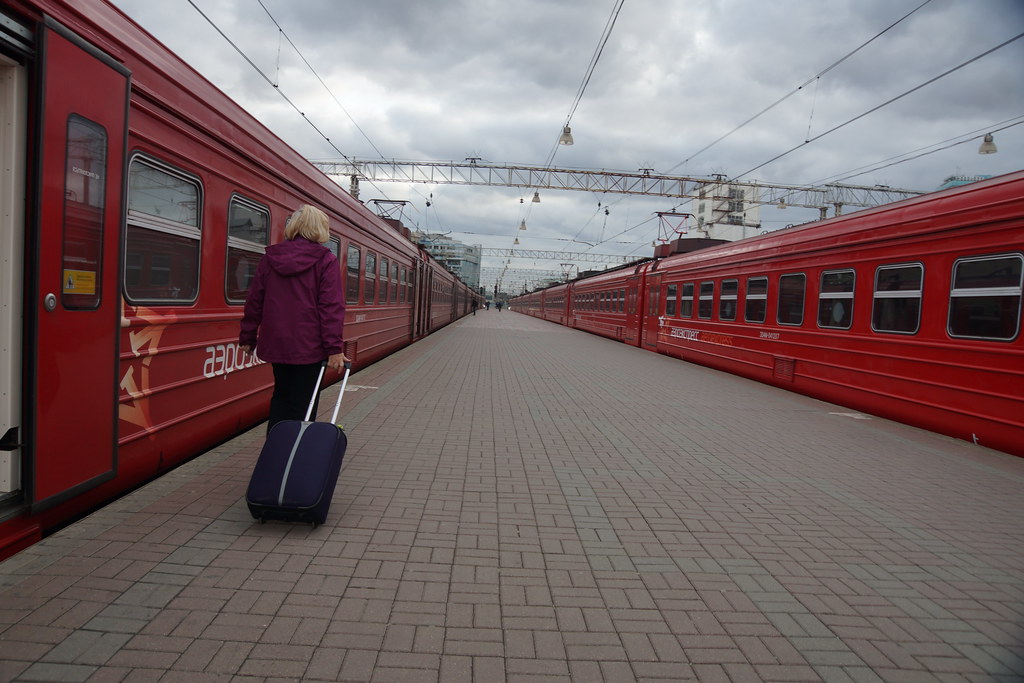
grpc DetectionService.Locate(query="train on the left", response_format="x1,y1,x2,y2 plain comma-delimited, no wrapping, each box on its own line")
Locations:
0,0,478,559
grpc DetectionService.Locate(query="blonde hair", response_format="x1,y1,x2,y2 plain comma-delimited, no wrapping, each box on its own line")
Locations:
284,204,330,243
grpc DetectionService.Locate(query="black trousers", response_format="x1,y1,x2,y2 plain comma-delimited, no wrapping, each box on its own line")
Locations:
268,361,323,434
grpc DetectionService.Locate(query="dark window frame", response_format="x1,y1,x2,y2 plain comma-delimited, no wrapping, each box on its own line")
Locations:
872,263,923,335
225,194,270,304
817,268,855,330
123,154,203,305
947,253,1023,341
776,273,806,326
744,276,768,323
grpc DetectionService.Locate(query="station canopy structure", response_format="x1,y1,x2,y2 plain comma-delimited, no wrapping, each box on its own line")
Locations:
311,158,926,294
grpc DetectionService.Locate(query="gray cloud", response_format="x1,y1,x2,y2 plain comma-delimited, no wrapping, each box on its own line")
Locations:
110,0,1024,270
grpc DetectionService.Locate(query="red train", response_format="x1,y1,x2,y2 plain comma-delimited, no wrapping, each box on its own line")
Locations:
0,0,476,559
514,172,1024,458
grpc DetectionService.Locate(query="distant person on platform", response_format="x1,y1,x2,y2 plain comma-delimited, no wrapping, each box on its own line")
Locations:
239,204,349,434
485,301,491,310
471,298,478,316
496,301,503,311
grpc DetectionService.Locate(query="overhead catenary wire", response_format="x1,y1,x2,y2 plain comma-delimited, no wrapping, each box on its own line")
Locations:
810,116,1024,186
507,0,628,286
184,0,395,201
665,0,936,175
253,0,442,214
255,0,389,162
731,31,1024,181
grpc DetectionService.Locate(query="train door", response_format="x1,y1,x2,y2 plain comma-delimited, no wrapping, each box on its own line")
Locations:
27,21,129,511
624,275,641,345
641,272,662,349
413,260,431,338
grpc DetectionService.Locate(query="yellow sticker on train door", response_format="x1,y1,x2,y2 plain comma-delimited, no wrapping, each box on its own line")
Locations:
62,269,97,295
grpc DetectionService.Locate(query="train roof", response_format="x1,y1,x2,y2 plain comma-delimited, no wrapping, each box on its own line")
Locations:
654,169,1024,271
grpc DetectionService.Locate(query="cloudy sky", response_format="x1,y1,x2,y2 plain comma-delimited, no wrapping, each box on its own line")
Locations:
108,0,1024,286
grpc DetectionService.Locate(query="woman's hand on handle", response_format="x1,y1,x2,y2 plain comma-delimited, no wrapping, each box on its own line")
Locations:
327,353,350,371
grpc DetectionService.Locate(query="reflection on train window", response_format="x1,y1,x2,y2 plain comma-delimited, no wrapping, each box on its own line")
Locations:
365,252,377,304
225,195,269,303
380,258,389,303
62,116,107,310
745,277,768,323
872,263,922,334
680,282,694,318
777,273,805,326
818,269,855,329
719,279,738,321
698,281,714,319
391,263,399,303
948,254,1023,340
666,284,677,316
124,156,200,303
345,244,360,304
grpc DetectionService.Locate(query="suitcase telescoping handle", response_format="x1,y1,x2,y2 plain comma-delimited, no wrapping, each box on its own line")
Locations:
303,361,354,424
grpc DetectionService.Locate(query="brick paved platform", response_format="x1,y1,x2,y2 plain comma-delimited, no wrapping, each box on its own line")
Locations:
2,311,1023,682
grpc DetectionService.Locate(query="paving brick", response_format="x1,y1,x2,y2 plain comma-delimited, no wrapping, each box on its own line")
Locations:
2,313,1024,682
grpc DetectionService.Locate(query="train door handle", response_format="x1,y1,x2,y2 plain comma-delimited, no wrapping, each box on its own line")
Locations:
44,293,57,312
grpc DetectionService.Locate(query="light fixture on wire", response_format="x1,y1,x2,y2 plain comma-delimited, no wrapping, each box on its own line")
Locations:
519,220,527,231
978,133,997,154
777,198,786,209
532,191,541,203
559,125,574,145
514,237,520,245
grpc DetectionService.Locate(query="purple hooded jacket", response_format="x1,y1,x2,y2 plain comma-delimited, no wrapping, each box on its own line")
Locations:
239,237,345,364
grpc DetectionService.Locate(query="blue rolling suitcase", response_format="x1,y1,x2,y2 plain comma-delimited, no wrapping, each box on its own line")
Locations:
246,362,351,527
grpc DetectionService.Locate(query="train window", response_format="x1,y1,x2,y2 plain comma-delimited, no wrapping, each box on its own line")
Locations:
345,244,360,304
948,254,1022,340
872,264,922,334
680,283,694,318
62,116,107,310
818,269,855,329
698,281,714,319
666,284,678,316
124,156,201,303
620,288,626,313
745,277,768,323
719,279,738,321
326,236,340,260
380,258,389,303
365,252,377,304
392,263,399,303
777,273,805,325
225,196,269,303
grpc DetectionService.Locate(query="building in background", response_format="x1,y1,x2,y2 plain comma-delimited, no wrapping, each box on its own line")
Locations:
413,231,482,292
690,180,762,240
935,174,992,190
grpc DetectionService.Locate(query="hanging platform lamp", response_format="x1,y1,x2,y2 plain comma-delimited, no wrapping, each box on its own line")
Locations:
978,133,997,154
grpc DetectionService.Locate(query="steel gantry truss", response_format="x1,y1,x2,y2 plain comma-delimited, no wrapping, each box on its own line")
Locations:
311,158,925,214
480,247,628,264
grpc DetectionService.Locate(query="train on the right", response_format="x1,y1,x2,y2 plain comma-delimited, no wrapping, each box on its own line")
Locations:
511,171,1024,458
